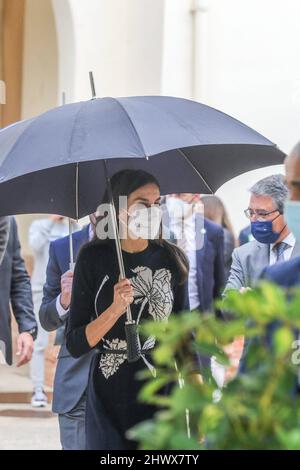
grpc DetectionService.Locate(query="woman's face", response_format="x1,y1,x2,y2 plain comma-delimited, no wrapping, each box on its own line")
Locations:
119,183,161,240
127,183,161,213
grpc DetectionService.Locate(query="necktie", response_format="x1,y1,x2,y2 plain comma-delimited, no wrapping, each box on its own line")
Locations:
273,241,288,262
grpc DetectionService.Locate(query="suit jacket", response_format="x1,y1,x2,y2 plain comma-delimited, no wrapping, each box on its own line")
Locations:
194,216,225,312
261,256,300,287
261,256,300,361
166,211,225,312
0,217,36,365
249,254,300,393
225,239,300,291
0,217,9,265
39,225,94,414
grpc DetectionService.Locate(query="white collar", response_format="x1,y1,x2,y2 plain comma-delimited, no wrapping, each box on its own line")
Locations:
271,232,296,250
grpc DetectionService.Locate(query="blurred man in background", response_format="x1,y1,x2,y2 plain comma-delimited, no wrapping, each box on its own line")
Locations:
29,215,77,407
39,215,95,450
0,217,37,368
262,143,300,285
165,193,225,313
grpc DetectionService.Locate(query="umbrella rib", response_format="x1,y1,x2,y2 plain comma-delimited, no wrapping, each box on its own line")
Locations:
112,98,148,158
177,148,213,194
75,162,79,220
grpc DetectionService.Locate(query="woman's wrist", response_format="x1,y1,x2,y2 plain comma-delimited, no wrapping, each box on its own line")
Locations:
108,303,124,319
86,304,123,348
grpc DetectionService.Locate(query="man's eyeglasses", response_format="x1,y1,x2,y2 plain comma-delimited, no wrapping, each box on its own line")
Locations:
244,208,281,220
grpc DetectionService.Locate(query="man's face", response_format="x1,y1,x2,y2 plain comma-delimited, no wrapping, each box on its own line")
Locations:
176,193,200,204
285,155,300,201
248,194,286,234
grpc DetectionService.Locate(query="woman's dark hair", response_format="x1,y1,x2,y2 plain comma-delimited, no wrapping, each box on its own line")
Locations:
102,169,159,215
95,169,189,284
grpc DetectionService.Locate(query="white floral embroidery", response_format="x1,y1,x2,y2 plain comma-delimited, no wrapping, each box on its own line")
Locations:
142,335,156,351
130,267,173,322
99,336,156,379
99,338,127,379
141,336,157,377
99,267,174,379
94,275,109,317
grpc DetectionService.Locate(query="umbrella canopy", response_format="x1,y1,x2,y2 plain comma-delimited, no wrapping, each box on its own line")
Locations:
0,96,284,218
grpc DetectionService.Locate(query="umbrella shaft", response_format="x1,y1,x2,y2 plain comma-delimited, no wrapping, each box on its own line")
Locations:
108,198,133,322
103,160,133,323
69,218,74,268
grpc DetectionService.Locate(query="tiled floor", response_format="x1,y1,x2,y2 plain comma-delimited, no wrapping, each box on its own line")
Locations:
0,363,58,450
0,404,60,450
0,363,52,401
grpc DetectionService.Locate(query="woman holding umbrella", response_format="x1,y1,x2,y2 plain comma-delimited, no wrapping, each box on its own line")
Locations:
66,169,189,450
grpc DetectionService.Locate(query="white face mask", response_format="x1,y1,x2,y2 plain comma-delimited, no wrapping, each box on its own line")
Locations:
284,200,300,243
165,197,194,221
128,205,162,239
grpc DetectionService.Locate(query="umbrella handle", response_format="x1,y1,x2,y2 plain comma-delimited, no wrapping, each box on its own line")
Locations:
125,322,141,362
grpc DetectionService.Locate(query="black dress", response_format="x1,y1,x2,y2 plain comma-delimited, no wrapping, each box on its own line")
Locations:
66,240,188,450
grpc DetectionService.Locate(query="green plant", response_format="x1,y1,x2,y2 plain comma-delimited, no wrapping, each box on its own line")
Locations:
128,282,300,450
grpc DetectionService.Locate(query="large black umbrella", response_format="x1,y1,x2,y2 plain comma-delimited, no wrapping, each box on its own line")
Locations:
0,96,284,219
0,95,285,362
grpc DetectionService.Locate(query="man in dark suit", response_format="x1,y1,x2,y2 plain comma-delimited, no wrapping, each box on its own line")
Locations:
0,217,37,367
262,256,300,286
258,143,300,393
39,220,95,450
165,194,225,312
262,142,300,286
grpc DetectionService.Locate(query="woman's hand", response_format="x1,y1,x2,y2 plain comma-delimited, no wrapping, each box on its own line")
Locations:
111,278,134,317
86,278,134,348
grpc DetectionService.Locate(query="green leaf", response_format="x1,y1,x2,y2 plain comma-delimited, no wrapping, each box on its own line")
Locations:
130,284,300,450
273,327,295,357
139,377,170,402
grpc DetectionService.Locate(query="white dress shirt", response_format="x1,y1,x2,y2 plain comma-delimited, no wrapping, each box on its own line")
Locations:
185,216,201,310
166,200,201,310
29,218,73,292
173,213,200,310
269,232,296,265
